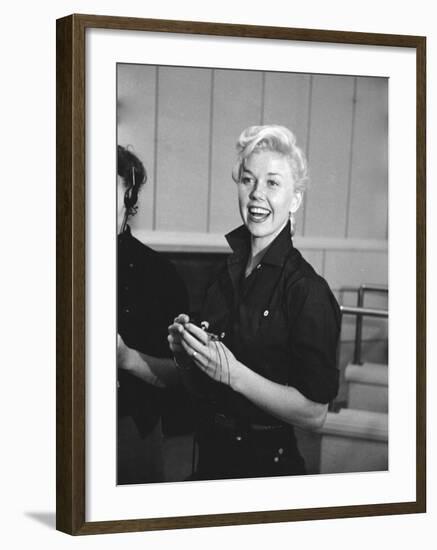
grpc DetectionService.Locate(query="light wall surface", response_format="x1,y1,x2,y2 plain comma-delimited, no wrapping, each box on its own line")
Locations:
118,64,388,241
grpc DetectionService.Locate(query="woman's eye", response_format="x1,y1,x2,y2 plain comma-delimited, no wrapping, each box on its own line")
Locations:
241,176,254,185
268,179,279,187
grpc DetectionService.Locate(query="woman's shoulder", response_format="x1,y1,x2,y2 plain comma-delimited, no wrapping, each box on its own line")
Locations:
284,248,322,285
120,231,187,287
284,249,339,311
128,232,175,266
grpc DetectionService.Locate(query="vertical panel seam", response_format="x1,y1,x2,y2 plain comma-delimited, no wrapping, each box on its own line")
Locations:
152,66,159,230
206,69,215,233
345,77,358,238
260,71,266,125
322,249,327,277
302,75,313,236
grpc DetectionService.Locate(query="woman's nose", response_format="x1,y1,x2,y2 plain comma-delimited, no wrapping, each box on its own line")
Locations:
249,181,265,199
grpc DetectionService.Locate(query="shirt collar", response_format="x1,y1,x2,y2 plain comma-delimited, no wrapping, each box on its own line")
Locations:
118,224,133,243
225,221,294,267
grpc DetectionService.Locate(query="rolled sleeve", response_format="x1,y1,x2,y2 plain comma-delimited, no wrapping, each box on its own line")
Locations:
288,278,341,404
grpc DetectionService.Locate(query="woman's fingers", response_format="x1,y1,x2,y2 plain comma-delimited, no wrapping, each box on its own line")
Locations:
168,322,186,342
167,333,183,352
168,321,190,356
180,339,200,360
174,325,235,385
184,322,209,345
169,320,209,348
181,328,209,358
168,320,184,331
174,313,190,324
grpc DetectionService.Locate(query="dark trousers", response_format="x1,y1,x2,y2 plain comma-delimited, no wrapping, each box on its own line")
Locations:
117,416,164,485
192,420,306,481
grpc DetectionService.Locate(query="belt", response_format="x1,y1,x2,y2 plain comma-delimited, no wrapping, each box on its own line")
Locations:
211,412,287,434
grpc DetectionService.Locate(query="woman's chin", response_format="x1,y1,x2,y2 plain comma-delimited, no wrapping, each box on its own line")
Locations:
246,214,269,227
245,220,272,238
245,218,289,243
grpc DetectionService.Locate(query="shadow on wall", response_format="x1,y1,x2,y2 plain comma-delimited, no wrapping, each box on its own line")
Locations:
24,512,56,529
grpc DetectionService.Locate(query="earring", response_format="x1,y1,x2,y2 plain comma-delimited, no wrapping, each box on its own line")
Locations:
289,211,296,235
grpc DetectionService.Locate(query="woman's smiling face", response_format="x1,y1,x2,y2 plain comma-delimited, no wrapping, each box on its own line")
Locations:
238,150,302,250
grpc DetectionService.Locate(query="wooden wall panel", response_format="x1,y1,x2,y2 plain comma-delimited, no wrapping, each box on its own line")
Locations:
263,72,311,146
324,250,388,291
304,75,355,237
347,77,388,238
263,72,311,236
117,66,388,244
155,67,211,232
117,64,157,230
209,69,263,234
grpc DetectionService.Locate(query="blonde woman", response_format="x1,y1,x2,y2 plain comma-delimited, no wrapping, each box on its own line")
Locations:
169,125,340,480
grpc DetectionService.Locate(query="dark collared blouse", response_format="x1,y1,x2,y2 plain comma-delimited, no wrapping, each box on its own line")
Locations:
118,226,189,358
117,226,189,434
195,221,341,425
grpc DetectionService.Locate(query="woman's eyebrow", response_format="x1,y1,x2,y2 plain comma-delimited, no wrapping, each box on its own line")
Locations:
241,169,283,178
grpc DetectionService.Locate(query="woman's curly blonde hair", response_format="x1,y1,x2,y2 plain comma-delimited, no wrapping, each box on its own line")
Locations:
232,125,308,194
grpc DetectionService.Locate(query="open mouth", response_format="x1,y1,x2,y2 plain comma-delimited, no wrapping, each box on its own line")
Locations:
248,206,271,223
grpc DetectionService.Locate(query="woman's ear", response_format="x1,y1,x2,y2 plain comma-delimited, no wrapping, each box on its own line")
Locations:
290,191,303,214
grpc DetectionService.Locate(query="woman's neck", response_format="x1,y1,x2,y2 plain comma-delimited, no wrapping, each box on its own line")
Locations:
245,249,265,277
250,221,287,256
246,237,274,276
246,220,288,276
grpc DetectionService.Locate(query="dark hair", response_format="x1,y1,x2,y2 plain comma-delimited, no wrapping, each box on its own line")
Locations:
117,145,147,211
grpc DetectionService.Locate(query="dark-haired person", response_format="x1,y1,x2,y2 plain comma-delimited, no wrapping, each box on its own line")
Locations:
169,125,340,481
117,145,189,484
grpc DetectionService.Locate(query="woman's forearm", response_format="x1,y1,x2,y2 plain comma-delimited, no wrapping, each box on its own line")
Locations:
120,345,180,388
231,362,328,430
175,322,328,429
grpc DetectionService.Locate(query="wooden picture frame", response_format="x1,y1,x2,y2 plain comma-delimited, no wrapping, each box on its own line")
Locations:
56,13,426,535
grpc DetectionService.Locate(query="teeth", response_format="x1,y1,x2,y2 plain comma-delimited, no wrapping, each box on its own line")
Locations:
249,207,270,215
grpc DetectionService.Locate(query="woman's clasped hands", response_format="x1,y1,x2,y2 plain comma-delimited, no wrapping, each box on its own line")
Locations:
168,314,240,388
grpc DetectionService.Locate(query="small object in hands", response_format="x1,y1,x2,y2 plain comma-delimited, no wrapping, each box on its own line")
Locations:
192,351,197,359
190,320,230,386
193,319,223,342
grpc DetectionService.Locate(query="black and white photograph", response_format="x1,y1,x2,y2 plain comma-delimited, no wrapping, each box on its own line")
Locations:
115,64,389,485
2,0,433,546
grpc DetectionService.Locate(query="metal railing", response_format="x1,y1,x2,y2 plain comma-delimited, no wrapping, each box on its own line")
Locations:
340,284,388,365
